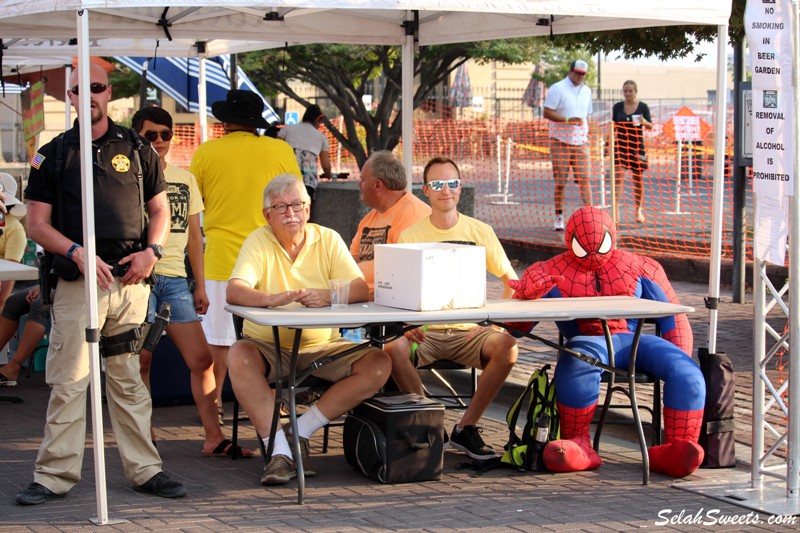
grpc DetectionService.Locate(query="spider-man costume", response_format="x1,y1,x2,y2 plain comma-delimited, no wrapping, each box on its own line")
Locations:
508,207,705,478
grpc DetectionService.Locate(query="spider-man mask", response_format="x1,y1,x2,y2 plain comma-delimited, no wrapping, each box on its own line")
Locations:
564,206,616,271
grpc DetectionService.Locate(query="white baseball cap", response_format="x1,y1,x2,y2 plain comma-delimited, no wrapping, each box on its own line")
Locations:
570,60,589,74
0,172,27,217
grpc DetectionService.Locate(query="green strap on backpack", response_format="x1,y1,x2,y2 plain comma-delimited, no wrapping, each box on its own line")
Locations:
500,364,560,471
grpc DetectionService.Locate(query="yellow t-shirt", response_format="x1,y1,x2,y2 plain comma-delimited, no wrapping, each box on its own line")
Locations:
230,223,364,349
0,215,27,262
189,131,301,281
156,164,203,277
398,213,514,331
349,192,431,296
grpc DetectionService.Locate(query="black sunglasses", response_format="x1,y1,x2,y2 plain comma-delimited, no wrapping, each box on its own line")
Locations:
143,130,174,142
70,82,109,95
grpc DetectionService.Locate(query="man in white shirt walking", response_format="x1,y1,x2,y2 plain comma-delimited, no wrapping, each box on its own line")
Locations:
543,59,594,231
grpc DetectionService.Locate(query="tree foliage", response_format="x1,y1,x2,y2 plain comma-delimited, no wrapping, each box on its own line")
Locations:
240,40,565,167
107,62,142,99
557,0,745,62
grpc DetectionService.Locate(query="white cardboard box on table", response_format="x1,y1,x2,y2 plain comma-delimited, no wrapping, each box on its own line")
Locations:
374,243,486,311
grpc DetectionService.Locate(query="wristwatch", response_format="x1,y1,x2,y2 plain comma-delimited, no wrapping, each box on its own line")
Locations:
147,243,164,260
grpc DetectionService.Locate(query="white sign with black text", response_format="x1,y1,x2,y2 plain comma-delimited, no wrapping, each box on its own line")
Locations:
745,0,793,264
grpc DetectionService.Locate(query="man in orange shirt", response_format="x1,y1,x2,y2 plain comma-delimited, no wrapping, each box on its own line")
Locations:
350,151,430,297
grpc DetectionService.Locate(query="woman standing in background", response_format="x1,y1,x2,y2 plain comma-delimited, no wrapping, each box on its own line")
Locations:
611,80,653,223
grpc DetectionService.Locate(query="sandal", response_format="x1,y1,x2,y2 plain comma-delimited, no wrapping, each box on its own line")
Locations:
0,372,17,387
202,439,254,458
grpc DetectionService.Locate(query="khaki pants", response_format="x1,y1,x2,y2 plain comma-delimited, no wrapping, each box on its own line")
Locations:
33,277,161,494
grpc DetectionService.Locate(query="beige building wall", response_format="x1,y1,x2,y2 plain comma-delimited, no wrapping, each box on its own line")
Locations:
599,62,718,101
456,59,722,102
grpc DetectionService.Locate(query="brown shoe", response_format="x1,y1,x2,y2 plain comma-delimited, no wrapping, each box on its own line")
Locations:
283,424,318,477
261,455,296,485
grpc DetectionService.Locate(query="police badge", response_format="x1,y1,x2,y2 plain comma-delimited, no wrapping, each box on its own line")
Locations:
111,154,131,172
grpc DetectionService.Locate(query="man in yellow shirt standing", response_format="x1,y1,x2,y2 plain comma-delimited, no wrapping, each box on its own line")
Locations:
189,90,300,423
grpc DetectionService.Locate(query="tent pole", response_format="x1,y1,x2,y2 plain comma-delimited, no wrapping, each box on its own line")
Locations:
706,24,729,357
401,11,415,189
64,65,72,129
77,9,110,526
198,56,208,143
786,0,800,498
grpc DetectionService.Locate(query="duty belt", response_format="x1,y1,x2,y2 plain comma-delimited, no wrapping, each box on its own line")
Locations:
106,259,131,278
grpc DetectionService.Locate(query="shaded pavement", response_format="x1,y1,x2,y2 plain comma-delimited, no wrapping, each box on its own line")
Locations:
0,279,793,532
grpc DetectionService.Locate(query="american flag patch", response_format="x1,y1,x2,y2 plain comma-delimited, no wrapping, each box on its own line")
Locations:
31,152,46,169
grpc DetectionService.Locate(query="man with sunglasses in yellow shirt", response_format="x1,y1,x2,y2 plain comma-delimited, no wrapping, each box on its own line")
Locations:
388,156,519,461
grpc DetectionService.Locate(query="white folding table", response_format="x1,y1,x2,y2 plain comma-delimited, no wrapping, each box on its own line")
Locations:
227,296,694,502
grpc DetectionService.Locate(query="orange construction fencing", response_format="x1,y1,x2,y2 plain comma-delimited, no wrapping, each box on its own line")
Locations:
168,115,749,263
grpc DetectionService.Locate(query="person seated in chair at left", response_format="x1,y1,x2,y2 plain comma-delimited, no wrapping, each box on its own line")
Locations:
226,174,391,486
385,156,519,461
0,175,36,387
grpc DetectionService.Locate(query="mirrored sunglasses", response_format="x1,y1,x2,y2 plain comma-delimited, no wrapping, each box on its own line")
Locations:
70,82,109,95
143,130,174,142
426,178,461,191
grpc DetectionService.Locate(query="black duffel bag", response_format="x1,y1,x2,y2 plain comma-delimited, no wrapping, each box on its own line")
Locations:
344,392,445,483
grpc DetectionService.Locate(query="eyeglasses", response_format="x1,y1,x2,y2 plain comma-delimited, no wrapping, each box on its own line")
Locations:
426,178,461,191
142,130,174,142
269,201,306,214
70,82,109,95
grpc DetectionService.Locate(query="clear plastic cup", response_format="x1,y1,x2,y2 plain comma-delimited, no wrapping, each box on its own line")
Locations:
329,279,351,310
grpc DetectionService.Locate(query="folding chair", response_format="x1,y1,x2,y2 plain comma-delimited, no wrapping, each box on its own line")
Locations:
229,315,335,462
591,321,663,452
418,360,477,409
559,319,663,485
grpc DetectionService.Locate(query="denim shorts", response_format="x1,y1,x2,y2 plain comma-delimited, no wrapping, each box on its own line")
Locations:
147,275,199,324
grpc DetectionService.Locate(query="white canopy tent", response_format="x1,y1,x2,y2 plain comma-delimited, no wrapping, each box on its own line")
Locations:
0,0,733,519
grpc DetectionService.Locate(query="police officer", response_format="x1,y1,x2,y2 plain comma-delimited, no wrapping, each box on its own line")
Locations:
15,62,184,506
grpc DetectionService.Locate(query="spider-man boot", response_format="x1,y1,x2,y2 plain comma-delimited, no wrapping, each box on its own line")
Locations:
543,403,602,472
648,407,705,478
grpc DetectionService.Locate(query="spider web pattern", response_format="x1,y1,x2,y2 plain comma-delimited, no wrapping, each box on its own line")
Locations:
663,407,704,442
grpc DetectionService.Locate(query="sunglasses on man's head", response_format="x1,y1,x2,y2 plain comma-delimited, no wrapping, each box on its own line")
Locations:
143,130,174,142
426,178,461,191
70,82,109,95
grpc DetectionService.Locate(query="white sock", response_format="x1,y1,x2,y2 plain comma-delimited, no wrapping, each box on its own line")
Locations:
266,429,292,458
295,404,330,440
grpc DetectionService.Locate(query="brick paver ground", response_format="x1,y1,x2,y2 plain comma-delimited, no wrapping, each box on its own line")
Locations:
1,279,795,532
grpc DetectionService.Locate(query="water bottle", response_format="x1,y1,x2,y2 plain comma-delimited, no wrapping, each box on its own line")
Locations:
342,328,365,343
529,412,550,471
